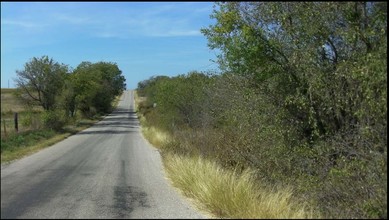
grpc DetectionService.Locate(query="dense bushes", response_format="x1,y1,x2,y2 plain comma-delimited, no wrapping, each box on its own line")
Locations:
137,2,386,218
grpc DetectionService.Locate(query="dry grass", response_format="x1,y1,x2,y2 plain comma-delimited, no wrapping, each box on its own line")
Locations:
1,88,44,138
1,89,24,113
1,88,42,113
163,153,320,219
141,125,170,148
134,90,170,148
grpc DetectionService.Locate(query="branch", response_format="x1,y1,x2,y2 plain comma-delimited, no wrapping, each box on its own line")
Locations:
20,84,40,102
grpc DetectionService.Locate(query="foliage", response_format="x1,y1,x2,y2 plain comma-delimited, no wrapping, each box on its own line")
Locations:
137,72,212,131
202,2,387,142
14,57,126,121
57,75,77,118
14,56,69,111
138,2,387,218
41,110,67,131
72,61,126,117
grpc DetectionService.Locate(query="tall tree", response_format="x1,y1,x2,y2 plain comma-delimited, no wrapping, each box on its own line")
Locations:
14,55,69,110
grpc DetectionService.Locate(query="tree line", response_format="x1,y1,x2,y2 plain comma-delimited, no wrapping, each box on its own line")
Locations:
137,2,386,218
14,55,126,130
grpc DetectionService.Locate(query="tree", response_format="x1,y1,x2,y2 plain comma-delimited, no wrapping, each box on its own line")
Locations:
14,55,69,111
58,75,77,118
202,2,387,141
201,2,387,218
72,61,126,117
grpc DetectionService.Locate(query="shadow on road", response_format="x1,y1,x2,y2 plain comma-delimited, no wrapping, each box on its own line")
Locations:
76,107,139,135
77,130,137,135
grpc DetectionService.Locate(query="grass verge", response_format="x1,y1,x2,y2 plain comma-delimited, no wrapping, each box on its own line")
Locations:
163,153,319,219
1,91,123,165
141,125,170,148
1,119,99,164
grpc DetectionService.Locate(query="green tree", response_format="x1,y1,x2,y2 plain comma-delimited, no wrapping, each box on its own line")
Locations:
202,1,387,141
201,2,387,218
57,74,77,118
139,72,212,130
14,55,69,111
72,61,126,117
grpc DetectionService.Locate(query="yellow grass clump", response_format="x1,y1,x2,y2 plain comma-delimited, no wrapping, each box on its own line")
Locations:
141,125,170,148
163,153,320,219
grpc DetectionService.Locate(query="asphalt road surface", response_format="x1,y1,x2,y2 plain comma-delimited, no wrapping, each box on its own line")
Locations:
1,90,206,219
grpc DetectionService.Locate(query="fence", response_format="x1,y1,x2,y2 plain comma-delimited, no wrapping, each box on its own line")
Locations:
1,113,18,138
1,112,43,139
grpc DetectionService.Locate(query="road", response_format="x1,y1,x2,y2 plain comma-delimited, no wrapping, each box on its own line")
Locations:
1,90,205,219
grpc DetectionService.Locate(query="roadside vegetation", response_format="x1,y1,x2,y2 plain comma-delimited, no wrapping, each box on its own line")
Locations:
163,153,318,219
136,2,387,219
1,57,126,164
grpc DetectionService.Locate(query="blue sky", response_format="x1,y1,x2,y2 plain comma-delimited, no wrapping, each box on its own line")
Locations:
1,2,219,89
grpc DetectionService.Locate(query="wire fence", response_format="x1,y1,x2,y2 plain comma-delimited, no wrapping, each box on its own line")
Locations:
1,112,43,139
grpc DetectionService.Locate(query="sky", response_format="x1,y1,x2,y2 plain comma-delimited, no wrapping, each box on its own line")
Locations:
1,2,219,89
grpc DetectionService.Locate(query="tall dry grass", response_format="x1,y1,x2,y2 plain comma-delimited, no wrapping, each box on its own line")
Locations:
163,153,320,219
141,124,170,148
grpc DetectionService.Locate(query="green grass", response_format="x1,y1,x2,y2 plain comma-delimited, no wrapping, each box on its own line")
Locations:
0,118,100,164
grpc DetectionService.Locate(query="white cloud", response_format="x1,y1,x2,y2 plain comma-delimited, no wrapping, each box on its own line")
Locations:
1,19,45,29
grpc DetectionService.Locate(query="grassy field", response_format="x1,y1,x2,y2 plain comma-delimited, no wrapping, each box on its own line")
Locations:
134,91,321,219
1,88,27,113
1,88,43,138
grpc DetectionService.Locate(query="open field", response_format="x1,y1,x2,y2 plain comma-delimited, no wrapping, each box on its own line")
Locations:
1,88,28,113
1,88,44,138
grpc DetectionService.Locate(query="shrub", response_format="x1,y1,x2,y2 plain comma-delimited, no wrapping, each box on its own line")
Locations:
41,110,67,131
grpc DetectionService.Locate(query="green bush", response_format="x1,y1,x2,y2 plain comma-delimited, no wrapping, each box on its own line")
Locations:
21,112,33,127
41,110,67,131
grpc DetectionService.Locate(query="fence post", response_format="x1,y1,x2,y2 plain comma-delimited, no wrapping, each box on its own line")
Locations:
14,112,18,133
2,118,6,138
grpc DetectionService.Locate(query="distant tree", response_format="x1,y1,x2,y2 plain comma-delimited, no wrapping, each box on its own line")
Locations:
72,61,126,117
14,55,69,111
137,75,170,97
58,75,77,117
